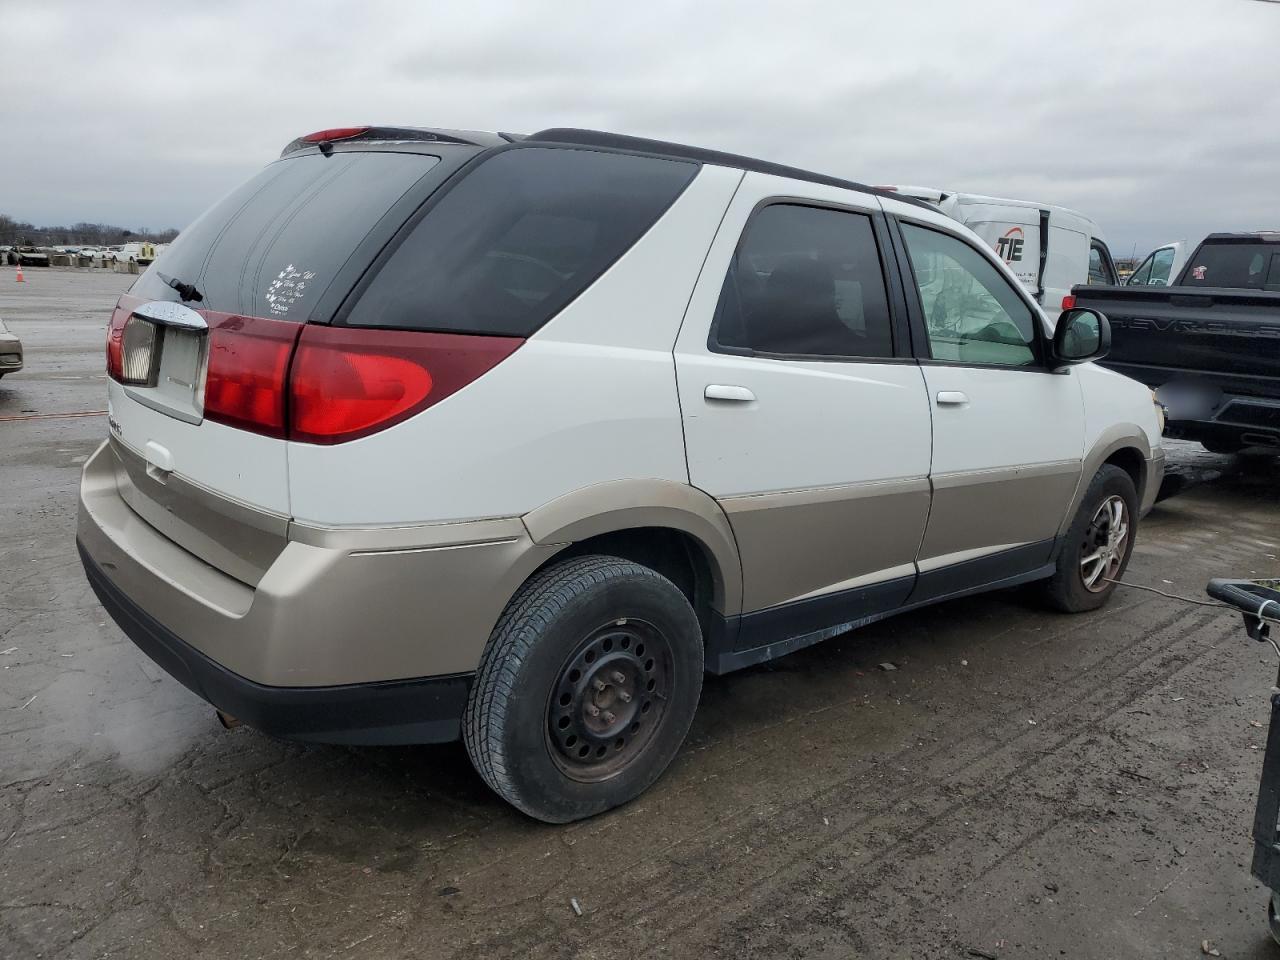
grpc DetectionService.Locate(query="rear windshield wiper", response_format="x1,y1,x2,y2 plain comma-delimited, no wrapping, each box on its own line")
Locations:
156,271,204,304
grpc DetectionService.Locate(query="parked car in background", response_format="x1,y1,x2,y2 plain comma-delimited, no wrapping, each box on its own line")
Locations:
875,186,1117,321
78,125,1165,822
16,245,50,267
0,316,23,378
1126,241,1188,287
112,242,157,265
1072,231,1280,454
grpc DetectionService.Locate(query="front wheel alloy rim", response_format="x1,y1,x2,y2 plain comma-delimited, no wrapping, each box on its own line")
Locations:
1080,494,1129,593
546,620,673,783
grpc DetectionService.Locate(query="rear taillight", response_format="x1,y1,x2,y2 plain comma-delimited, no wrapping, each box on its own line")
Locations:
289,326,522,444
1061,294,1076,311
203,315,302,437
105,305,128,381
196,315,521,443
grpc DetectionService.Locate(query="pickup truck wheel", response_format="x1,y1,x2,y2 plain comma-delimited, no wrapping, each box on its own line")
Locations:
1043,465,1138,613
463,555,703,823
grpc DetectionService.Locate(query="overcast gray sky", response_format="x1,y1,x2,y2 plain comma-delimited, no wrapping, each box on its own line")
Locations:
2,0,1277,257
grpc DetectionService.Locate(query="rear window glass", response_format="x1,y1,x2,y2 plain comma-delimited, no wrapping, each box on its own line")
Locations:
1182,242,1280,289
711,203,894,359
342,147,698,336
131,152,441,320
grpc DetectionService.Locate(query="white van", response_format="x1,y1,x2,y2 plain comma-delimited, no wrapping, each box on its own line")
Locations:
878,187,1118,319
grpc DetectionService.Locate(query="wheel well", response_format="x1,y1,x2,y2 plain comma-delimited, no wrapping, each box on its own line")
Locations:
546,527,716,642
1103,446,1145,495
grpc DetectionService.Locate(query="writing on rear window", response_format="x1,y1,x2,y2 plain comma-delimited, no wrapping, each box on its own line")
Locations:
266,265,317,315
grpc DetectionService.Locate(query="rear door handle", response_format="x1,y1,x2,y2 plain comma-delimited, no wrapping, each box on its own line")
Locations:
936,391,969,406
705,384,756,403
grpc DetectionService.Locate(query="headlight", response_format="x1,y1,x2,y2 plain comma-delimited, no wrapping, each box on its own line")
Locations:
1152,390,1167,433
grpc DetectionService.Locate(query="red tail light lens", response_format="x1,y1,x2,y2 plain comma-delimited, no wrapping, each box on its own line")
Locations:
105,304,129,381
288,326,522,444
109,297,521,443
203,314,302,437
1061,294,1076,311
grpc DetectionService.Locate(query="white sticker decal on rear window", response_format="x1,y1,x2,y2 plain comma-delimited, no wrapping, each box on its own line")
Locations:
265,264,316,316
1191,265,1207,280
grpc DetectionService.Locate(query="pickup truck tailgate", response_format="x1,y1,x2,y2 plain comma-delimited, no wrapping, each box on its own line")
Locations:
1082,285,1280,393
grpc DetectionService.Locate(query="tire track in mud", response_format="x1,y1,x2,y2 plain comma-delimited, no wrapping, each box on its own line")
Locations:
409,594,1156,945
687,612,1241,958
451,599,1225,958
646,608,1229,954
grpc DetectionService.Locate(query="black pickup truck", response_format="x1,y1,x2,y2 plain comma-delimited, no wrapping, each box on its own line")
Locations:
1071,232,1280,454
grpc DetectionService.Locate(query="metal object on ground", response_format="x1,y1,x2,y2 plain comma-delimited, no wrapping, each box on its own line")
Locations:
1206,577,1280,944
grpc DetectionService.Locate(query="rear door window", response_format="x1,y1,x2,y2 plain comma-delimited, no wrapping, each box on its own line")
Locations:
710,203,894,358
131,152,442,320
343,147,697,336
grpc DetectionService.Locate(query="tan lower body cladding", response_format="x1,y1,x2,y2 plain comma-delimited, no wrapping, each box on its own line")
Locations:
721,460,1083,615
917,460,1082,568
720,477,932,612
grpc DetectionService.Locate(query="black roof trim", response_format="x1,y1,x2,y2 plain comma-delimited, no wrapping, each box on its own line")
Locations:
1202,231,1280,244
527,128,929,207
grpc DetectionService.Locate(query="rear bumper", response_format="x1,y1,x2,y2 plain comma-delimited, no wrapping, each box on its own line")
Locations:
0,335,22,374
77,439,559,741
1155,383,1280,447
80,541,470,744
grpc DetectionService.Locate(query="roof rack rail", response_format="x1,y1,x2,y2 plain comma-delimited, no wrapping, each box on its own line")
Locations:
526,128,927,207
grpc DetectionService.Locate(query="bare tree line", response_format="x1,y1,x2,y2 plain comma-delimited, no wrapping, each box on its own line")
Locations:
0,213,179,247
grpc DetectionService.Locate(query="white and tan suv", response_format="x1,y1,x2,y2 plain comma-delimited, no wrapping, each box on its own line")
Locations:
78,126,1165,822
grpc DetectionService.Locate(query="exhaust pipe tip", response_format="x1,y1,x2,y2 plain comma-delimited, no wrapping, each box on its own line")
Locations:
216,710,242,730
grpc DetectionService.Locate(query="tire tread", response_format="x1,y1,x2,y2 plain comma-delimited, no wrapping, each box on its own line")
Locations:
462,555,686,818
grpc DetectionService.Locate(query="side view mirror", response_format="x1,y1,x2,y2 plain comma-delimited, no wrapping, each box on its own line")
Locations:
1052,307,1110,367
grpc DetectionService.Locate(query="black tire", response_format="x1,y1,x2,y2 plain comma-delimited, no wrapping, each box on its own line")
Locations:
463,555,703,823
1043,464,1139,613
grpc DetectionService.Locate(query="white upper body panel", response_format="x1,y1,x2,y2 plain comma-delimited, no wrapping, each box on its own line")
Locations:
286,164,745,527
673,171,933,497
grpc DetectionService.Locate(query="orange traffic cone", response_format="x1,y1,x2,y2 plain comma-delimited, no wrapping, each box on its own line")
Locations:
15,263,24,282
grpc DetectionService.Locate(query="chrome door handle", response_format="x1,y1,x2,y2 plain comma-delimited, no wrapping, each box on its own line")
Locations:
936,391,969,406
705,384,756,403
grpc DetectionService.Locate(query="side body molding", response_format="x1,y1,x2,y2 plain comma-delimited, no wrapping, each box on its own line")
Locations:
522,479,744,615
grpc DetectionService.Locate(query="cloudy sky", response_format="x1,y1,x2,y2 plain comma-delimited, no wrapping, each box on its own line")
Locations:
2,0,1277,257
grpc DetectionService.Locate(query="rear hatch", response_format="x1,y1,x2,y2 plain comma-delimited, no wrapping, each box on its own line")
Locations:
104,146,461,583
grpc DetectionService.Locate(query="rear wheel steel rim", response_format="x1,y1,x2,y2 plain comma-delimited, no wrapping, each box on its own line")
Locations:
546,619,673,783
1080,494,1129,593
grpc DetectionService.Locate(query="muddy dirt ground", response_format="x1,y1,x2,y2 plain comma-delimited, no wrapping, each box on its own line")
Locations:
2,269,1278,958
